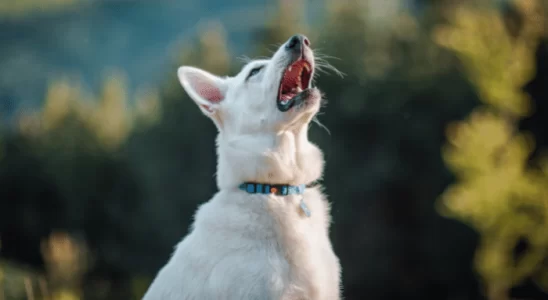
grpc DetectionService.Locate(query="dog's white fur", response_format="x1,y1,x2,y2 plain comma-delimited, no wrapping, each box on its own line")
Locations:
143,36,341,300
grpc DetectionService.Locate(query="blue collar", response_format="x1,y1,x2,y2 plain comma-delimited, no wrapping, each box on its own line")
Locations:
239,182,305,196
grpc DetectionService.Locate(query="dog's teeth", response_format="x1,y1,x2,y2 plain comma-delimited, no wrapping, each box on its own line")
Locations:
304,64,310,72
288,66,292,72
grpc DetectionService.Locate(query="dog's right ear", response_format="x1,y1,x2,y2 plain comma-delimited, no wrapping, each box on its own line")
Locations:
177,66,227,124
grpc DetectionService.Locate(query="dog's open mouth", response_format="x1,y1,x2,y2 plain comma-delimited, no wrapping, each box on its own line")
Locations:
277,59,313,112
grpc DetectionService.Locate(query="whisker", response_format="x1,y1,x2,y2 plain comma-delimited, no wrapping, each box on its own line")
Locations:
265,43,283,55
314,49,342,60
312,52,345,78
237,55,252,64
314,62,345,78
312,115,331,136
315,54,342,61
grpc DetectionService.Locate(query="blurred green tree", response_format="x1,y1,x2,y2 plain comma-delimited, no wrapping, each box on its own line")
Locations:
435,1,548,299
0,0,81,19
19,71,160,152
252,0,308,56
2,70,162,299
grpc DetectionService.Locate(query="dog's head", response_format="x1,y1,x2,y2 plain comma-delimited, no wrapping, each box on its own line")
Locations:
177,34,321,135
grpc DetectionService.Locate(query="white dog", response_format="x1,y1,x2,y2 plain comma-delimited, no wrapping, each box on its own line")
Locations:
143,34,341,300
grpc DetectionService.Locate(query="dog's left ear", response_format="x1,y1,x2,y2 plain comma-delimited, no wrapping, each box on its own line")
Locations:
177,66,227,126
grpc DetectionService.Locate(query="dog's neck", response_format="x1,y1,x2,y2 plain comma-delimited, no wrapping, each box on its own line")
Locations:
215,124,324,191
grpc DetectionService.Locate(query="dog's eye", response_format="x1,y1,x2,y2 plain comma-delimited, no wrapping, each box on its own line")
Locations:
247,66,263,80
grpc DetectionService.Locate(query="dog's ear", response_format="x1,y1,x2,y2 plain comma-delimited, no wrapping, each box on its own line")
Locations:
177,66,227,124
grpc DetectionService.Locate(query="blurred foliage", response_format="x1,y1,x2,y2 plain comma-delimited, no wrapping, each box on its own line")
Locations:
253,0,308,55
41,231,90,299
0,0,81,19
17,72,161,152
1,232,87,300
436,0,548,299
175,21,231,78
0,70,161,299
434,0,540,117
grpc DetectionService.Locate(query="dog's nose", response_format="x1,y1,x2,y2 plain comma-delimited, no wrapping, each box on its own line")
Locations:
285,34,310,52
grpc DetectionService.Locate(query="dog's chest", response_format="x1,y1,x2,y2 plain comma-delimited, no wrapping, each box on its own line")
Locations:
266,193,339,299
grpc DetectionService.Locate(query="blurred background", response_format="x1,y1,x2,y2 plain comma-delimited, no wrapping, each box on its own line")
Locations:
0,0,547,299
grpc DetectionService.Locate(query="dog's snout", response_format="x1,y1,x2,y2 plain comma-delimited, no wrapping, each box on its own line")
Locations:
285,34,310,53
